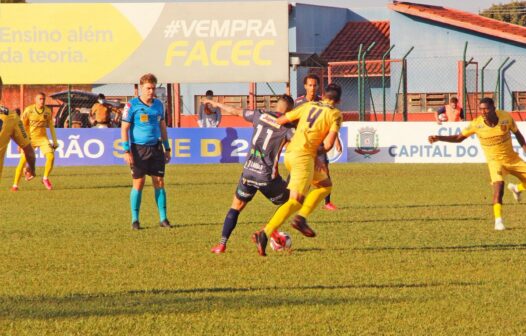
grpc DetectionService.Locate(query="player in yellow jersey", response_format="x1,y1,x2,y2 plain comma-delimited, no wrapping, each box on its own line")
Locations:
429,97,526,231
12,92,58,191
253,84,343,256
0,76,36,182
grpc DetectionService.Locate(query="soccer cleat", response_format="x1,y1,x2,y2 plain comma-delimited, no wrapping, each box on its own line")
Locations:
24,167,35,181
252,230,268,256
322,202,338,211
210,243,226,254
507,183,521,202
42,178,52,190
494,218,506,231
159,219,173,228
291,215,316,237
10,186,19,192
132,221,142,230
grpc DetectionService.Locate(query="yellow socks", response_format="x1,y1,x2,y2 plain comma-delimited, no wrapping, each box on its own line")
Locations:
298,186,332,218
13,154,27,186
43,152,54,179
493,203,502,220
264,199,302,237
518,184,526,192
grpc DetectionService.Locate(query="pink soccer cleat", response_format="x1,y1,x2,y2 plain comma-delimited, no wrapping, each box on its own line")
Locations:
210,243,226,254
42,178,52,190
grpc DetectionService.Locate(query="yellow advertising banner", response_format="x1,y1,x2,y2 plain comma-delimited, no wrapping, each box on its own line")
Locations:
0,2,288,84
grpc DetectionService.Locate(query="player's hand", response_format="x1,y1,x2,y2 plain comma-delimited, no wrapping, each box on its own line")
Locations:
124,152,134,166
52,143,59,150
17,146,22,153
164,151,171,163
428,135,438,144
335,139,342,153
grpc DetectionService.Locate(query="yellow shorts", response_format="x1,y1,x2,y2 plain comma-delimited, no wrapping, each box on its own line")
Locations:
487,159,526,184
0,112,30,178
285,152,329,195
31,138,54,155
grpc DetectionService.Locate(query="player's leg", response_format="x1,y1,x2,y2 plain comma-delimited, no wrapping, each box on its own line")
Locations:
152,175,171,228
150,144,171,228
212,178,253,253
320,154,337,210
211,195,248,254
488,161,506,231
12,152,27,191
41,143,55,189
260,176,292,246
130,177,146,229
293,174,333,234
255,155,311,256
506,160,526,202
10,115,35,181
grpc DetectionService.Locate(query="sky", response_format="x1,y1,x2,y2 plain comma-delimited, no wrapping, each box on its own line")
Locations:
25,0,504,14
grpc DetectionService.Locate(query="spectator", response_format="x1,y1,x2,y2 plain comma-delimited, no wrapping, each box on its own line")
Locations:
198,90,221,127
436,97,464,124
90,93,111,128
64,109,83,128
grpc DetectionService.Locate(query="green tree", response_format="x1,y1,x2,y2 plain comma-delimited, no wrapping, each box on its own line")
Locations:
480,1,526,26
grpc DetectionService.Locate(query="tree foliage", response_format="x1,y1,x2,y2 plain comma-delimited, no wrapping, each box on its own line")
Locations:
480,1,526,26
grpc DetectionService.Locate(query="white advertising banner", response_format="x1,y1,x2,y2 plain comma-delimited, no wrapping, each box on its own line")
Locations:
345,122,526,163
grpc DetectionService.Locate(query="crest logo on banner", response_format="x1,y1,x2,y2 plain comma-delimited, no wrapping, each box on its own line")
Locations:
355,127,380,158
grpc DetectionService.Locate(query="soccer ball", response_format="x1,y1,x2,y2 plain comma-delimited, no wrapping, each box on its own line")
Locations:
270,231,292,251
438,113,448,122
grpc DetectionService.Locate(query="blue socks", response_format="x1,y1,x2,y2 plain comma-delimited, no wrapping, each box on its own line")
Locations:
155,188,167,222
130,188,142,222
220,208,240,245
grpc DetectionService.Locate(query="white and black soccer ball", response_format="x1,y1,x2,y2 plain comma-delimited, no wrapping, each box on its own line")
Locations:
270,231,292,251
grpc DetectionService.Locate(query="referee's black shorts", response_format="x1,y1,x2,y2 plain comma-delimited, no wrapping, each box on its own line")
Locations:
130,142,165,179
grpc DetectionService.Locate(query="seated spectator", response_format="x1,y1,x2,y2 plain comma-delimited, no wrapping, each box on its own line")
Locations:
90,94,111,128
198,90,221,128
64,109,83,128
436,97,464,124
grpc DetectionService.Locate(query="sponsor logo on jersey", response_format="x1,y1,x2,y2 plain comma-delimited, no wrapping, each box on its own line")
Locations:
259,113,280,129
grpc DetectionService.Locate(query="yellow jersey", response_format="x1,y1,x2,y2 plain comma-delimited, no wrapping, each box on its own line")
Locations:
461,110,519,163
285,100,342,157
22,104,57,143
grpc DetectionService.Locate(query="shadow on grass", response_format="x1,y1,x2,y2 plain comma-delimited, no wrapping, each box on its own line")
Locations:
295,243,526,254
337,203,491,210
0,281,480,320
175,217,487,229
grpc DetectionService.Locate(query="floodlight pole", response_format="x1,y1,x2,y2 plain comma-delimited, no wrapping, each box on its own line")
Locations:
67,85,72,128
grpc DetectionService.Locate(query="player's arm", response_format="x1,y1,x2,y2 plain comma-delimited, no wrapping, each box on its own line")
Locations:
121,121,133,166
512,124,526,153
428,134,467,143
202,98,242,116
322,131,339,152
277,105,305,125
48,111,58,149
160,119,171,163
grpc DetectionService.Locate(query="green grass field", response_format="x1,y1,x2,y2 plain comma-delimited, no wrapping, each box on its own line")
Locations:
1,163,525,335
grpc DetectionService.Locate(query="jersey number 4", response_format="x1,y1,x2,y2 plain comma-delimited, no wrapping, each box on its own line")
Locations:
307,108,322,128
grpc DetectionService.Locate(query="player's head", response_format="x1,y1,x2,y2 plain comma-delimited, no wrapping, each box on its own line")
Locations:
303,74,320,98
276,94,294,113
205,90,214,98
35,92,46,108
479,97,496,118
139,73,157,101
449,97,458,109
323,83,342,105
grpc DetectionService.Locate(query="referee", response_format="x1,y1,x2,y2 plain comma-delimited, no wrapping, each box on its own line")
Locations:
121,73,172,230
